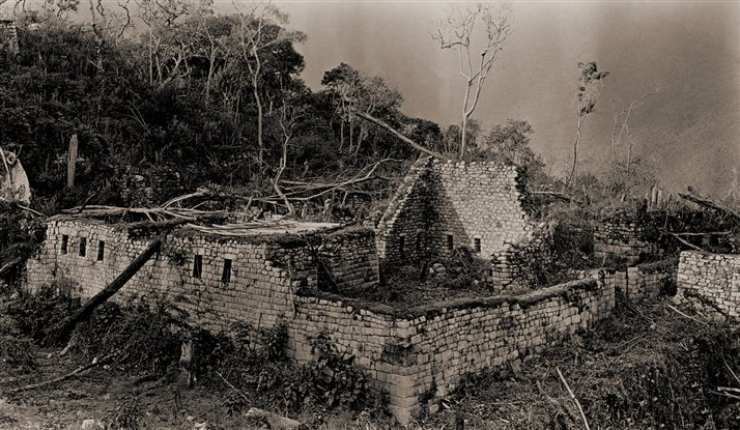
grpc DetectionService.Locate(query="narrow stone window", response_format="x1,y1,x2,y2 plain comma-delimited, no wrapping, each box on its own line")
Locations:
79,237,87,257
193,254,203,279
416,232,424,251
474,238,481,253
97,240,105,261
447,234,454,251
222,258,232,284
61,235,68,254
399,235,406,257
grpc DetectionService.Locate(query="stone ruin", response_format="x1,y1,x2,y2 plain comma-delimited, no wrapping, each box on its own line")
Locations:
23,160,679,424
27,218,380,329
676,251,740,318
376,157,547,289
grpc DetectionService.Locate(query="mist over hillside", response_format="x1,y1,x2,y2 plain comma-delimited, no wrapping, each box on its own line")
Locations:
273,1,740,196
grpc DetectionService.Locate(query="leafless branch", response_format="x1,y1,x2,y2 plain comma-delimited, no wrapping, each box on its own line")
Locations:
355,112,451,160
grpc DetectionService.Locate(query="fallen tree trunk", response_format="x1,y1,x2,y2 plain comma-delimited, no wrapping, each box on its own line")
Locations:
662,231,708,253
355,112,452,161
48,237,162,344
4,352,115,395
0,257,21,278
678,192,740,223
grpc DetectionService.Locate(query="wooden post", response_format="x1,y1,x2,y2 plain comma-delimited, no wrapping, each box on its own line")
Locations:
67,134,78,188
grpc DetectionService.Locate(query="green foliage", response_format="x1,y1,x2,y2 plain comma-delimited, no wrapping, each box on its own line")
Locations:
434,246,491,290
0,203,45,264
259,322,289,362
577,61,609,115
1,285,79,342
72,299,183,375
439,301,740,430
0,335,35,373
0,12,431,212
285,334,382,412
163,244,190,266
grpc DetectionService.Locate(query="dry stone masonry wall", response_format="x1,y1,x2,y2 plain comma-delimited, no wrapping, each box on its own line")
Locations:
288,277,616,423
287,258,676,424
27,218,379,330
676,251,740,318
26,217,677,425
575,259,676,303
594,221,660,264
375,158,541,287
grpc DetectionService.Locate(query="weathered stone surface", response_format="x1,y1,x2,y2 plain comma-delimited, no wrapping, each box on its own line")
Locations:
676,251,740,317
593,221,660,264
375,158,545,287
25,217,676,426
26,219,379,331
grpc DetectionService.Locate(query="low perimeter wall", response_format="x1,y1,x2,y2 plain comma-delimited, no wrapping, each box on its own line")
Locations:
676,251,740,318
288,258,676,424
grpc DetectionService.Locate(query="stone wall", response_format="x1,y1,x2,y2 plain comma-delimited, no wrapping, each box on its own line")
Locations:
375,158,538,286
288,276,615,423
676,251,740,318
26,218,677,425
27,218,379,329
576,259,676,303
374,158,434,266
594,221,660,264
288,258,676,423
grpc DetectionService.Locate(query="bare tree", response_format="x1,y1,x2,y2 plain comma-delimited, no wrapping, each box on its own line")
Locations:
273,86,305,216
565,61,608,189
433,3,510,159
231,3,304,166
135,0,208,88
191,13,233,106
83,0,136,52
610,85,660,175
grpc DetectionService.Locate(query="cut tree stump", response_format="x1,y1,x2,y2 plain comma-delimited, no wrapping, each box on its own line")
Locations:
48,237,162,344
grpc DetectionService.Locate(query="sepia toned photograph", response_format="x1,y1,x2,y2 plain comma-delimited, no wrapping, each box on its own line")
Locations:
1,0,739,428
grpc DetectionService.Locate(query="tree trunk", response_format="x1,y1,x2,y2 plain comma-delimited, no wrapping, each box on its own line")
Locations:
49,237,162,344
460,115,468,160
205,47,216,106
566,115,583,189
339,120,345,152
253,79,264,165
67,134,78,189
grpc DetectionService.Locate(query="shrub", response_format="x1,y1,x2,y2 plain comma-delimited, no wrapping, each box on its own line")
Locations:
72,299,182,375
2,284,79,342
285,334,384,412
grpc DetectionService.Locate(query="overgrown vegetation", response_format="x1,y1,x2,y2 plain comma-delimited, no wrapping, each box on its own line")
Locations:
429,299,740,429
0,286,389,426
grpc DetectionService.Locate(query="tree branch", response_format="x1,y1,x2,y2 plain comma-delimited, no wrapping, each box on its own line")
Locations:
354,112,451,160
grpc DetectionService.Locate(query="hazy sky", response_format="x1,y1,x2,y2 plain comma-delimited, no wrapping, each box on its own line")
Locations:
213,1,740,194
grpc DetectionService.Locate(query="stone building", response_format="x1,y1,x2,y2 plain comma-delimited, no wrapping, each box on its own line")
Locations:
0,19,19,61
24,213,677,424
375,157,542,287
27,217,380,329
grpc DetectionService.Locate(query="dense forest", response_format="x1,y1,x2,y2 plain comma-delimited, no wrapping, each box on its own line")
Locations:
0,0,666,219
